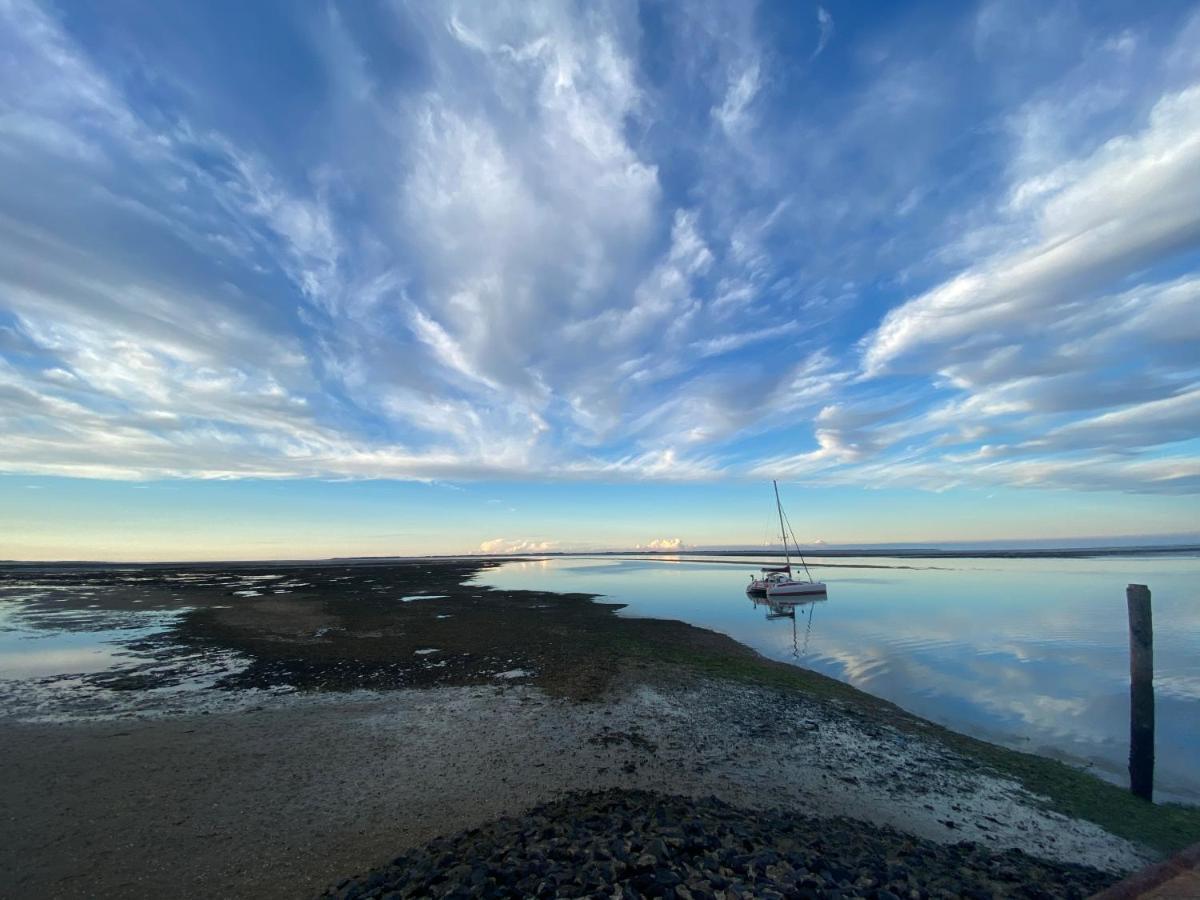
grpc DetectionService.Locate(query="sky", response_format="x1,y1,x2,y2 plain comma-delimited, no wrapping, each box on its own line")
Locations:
1,0,1198,560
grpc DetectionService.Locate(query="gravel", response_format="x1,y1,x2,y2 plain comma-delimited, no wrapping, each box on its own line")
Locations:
321,789,1116,899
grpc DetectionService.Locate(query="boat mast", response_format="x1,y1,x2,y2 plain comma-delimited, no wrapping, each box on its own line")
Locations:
773,480,791,574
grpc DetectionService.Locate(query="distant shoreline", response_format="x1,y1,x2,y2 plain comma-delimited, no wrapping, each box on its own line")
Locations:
528,544,1200,560
2,543,1197,568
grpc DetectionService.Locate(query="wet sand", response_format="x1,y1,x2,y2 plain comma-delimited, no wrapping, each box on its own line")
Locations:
0,676,1146,898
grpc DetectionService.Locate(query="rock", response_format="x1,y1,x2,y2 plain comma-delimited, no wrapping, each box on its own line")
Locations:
655,869,683,888
317,789,1118,900
645,838,669,861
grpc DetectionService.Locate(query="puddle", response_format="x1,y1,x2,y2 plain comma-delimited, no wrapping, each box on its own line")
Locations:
0,575,253,721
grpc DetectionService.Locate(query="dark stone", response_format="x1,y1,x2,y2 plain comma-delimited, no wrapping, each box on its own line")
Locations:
655,869,683,887
316,789,1118,900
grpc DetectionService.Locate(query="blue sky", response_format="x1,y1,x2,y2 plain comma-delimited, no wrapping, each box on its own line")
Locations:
1,0,1198,559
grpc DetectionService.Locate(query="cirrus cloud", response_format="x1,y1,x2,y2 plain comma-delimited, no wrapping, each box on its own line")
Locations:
0,0,1197,500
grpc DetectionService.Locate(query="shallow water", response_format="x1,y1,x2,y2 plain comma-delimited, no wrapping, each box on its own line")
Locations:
0,571,270,720
479,553,1200,803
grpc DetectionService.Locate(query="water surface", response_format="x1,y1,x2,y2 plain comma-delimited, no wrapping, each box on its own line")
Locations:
0,571,264,719
480,554,1200,803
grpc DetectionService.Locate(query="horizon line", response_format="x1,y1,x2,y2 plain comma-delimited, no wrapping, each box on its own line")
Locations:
3,536,1198,567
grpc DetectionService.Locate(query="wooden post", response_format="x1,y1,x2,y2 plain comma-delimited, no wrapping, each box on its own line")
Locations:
1127,584,1154,802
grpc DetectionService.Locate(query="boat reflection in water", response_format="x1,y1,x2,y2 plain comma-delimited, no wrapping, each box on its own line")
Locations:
748,593,827,659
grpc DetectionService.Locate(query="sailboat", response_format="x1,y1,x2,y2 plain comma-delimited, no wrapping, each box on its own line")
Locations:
746,480,827,599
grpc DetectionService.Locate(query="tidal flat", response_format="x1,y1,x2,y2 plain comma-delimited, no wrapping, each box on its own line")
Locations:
1,559,1197,898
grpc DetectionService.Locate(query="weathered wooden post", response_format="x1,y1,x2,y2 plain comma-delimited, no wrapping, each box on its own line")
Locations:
1127,584,1154,802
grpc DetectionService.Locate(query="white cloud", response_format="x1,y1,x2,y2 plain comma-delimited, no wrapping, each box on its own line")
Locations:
713,61,760,136
562,448,724,481
863,85,1200,378
1021,386,1200,454
754,448,1200,496
0,0,1196,501
1,1,829,487
637,537,686,550
812,7,834,60
816,79,1200,493
691,321,800,358
479,537,557,554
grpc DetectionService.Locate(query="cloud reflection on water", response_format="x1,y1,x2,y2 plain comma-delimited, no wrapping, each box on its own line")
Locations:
481,554,1200,802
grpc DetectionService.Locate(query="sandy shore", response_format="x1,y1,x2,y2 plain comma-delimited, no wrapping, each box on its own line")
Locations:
0,673,1147,899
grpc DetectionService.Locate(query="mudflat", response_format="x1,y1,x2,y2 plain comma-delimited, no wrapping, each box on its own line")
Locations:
0,677,1146,898
1,559,1196,898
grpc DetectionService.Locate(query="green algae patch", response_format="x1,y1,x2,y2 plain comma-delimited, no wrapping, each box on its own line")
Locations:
604,625,1200,857
926,725,1200,857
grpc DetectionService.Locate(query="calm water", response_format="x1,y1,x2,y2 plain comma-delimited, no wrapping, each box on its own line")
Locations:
0,573,264,719
479,554,1200,803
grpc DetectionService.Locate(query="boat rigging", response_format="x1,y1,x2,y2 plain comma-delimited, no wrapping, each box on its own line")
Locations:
746,480,828,599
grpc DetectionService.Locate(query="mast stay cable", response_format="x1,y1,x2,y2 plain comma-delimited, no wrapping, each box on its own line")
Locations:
772,480,791,573
779,504,814,582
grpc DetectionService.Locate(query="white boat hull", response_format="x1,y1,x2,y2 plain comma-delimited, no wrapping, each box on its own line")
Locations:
767,581,827,598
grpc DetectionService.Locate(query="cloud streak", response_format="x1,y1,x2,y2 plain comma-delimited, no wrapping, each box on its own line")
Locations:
0,0,1197,498
812,7,834,60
